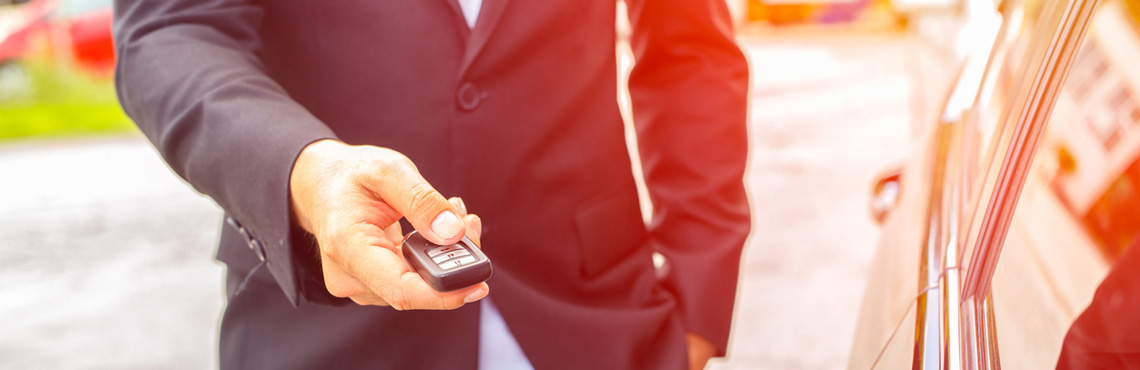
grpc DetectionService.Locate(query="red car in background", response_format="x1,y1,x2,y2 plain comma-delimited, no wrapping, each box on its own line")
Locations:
0,0,114,94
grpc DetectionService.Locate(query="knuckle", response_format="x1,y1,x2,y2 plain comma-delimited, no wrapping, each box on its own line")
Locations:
325,281,355,298
389,150,416,170
321,267,358,298
407,182,441,217
318,235,345,264
375,149,414,176
441,296,458,310
376,285,406,311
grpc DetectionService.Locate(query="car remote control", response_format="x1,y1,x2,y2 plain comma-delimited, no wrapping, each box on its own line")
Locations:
401,230,492,292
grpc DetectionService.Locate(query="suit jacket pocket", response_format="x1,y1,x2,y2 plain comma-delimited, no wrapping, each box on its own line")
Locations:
573,187,648,278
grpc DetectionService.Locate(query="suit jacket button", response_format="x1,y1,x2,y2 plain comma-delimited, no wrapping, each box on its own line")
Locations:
457,82,481,111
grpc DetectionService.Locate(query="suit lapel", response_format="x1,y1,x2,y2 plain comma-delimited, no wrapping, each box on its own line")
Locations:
442,0,464,20
458,0,511,77
441,0,473,37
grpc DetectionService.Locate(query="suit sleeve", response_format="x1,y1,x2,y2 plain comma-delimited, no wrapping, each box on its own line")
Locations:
113,0,337,306
623,0,751,356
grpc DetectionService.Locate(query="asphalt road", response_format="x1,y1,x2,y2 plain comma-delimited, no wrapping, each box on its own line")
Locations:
0,35,915,370
0,137,223,369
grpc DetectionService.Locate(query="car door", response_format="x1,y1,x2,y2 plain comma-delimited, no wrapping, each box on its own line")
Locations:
848,0,1108,367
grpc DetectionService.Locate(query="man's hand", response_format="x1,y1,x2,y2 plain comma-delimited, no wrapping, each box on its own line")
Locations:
289,139,487,310
687,332,716,370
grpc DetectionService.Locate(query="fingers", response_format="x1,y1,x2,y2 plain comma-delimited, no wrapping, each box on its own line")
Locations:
449,197,468,216
361,152,465,245
395,273,489,310
339,238,413,309
323,261,391,306
339,234,487,310
326,260,485,309
462,214,482,248
451,197,483,247
323,262,372,299
383,221,404,251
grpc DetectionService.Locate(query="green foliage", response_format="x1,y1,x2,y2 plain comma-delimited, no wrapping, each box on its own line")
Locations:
0,58,135,141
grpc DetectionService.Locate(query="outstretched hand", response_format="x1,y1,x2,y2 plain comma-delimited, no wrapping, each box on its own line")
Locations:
289,139,487,310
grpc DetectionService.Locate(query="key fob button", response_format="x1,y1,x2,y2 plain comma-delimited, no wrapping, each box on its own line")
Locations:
432,249,472,264
427,245,465,258
439,255,478,270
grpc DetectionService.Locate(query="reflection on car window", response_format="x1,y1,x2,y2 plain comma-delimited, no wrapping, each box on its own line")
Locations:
1047,18,1140,262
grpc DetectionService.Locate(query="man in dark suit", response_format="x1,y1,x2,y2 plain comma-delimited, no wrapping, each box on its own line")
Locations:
113,0,750,368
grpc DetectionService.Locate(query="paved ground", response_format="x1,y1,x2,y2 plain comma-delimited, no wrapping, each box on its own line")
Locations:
0,36,918,369
0,137,223,369
712,35,914,370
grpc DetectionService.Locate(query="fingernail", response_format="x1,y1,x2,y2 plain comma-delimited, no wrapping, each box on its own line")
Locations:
463,289,488,303
432,211,463,239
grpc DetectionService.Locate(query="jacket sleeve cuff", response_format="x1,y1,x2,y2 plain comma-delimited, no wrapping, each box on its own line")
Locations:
223,132,340,307
655,226,748,357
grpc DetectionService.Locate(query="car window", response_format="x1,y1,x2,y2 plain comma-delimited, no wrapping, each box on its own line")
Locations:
958,0,1098,298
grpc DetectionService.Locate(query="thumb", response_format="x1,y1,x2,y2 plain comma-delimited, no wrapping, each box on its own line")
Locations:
365,157,465,245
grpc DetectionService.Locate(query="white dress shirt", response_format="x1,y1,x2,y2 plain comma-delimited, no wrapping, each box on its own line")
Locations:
456,1,535,369
478,298,532,369
457,0,482,28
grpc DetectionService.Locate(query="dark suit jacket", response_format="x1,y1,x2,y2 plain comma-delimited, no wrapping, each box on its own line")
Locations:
1056,237,1140,369
113,0,750,368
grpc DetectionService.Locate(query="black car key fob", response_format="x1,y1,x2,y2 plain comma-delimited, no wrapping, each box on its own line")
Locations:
401,230,492,292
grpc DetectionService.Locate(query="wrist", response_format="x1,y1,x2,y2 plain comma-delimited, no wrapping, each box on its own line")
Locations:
290,139,346,234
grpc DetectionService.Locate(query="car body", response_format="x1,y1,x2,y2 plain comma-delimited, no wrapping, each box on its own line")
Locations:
848,0,1140,367
0,0,113,77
